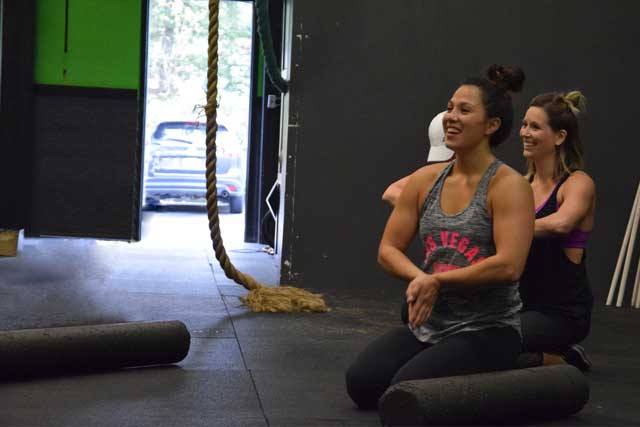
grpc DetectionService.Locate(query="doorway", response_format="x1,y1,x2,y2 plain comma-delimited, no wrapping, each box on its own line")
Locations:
142,0,254,250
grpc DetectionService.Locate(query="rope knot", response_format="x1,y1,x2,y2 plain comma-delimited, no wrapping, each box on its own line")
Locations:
193,101,219,121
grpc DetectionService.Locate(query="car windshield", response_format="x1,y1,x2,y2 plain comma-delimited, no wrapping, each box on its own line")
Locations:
155,122,232,147
157,123,204,143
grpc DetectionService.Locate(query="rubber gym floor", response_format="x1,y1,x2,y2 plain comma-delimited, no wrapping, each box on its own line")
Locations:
1,227,639,426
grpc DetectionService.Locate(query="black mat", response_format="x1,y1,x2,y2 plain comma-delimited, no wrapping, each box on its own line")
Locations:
1,225,638,426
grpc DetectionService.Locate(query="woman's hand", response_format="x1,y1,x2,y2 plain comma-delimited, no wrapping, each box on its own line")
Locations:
406,273,441,329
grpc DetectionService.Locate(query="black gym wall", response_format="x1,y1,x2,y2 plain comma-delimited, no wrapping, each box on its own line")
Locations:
0,0,35,230
281,0,640,304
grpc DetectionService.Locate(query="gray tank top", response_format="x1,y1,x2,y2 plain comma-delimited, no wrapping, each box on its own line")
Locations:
412,159,522,343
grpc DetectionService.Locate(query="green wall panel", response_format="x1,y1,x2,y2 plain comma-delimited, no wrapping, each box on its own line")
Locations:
34,0,65,85
35,0,141,89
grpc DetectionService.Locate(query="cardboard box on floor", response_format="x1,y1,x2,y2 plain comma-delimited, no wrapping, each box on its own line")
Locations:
0,230,19,257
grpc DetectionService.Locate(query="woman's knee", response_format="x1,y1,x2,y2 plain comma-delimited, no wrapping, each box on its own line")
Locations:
345,326,425,409
345,360,382,409
390,365,428,385
521,309,591,352
573,319,591,344
520,310,574,352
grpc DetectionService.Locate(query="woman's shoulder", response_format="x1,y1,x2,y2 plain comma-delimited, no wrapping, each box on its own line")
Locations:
559,170,596,198
406,161,452,203
487,163,534,213
410,161,451,183
565,170,595,186
490,162,531,190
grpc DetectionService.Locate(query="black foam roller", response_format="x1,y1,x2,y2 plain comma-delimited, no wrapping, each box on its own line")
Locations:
379,365,589,426
0,320,190,379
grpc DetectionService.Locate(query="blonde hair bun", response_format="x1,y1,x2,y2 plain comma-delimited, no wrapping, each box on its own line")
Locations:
564,91,588,115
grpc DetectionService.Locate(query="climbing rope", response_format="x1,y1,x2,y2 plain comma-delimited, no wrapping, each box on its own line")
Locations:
204,0,327,312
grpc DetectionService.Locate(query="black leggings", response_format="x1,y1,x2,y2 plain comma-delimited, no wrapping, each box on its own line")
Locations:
517,309,591,367
345,326,521,409
520,309,590,354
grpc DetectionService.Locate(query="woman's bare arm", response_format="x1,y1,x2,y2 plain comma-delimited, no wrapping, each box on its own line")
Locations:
378,168,438,281
382,175,411,207
534,172,595,237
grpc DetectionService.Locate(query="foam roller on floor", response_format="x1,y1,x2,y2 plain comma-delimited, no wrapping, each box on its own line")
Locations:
0,320,190,380
379,365,589,426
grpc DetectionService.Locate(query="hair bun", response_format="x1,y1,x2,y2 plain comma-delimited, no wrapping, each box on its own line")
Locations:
486,64,526,94
563,91,588,115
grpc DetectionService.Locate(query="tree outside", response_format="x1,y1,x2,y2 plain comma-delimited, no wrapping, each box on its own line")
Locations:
145,0,253,150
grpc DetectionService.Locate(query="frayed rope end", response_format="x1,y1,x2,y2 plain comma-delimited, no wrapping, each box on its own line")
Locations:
239,285,329,313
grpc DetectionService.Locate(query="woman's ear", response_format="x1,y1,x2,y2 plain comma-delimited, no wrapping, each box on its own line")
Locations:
555,129,567,147
485,117,502,136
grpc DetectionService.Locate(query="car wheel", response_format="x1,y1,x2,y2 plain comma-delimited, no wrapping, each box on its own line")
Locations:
229,196,243,214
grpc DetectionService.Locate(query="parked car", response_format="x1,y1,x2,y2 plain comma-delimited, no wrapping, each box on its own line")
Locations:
144,121,245,213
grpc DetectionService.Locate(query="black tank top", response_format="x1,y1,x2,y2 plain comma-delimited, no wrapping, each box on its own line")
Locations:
519,174,593,317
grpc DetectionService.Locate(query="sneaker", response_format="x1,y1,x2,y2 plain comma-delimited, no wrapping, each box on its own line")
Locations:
564,344,592,372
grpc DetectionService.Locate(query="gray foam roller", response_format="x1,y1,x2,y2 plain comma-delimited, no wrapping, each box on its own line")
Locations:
379,365,589,426
0,320,190,379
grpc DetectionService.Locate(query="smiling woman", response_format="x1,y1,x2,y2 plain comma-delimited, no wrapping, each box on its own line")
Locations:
517,91,595,371
522,92,587,181
345,65,534,410
444,65,525,150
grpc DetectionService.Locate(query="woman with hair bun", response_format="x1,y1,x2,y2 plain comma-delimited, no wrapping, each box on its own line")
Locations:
517,91,595,371
382,66,525,205
346,65,534,410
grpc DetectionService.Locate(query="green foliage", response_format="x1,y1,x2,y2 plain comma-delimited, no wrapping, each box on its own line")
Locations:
147,0,252,103
146,0,253,143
